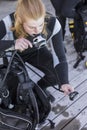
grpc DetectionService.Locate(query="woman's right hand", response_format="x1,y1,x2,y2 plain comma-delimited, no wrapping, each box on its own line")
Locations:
15,37,33,52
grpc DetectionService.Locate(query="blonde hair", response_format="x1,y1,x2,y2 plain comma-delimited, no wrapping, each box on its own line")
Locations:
12,0,46,38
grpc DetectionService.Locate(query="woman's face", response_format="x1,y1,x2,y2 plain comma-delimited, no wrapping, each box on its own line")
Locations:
23,16,44,36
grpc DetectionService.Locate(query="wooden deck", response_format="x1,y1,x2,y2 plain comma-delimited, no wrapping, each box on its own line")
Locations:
0,1,87,130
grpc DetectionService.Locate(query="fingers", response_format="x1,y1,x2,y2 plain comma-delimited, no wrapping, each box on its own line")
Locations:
61,84,74,95
24,38,33,48
15,38,33,52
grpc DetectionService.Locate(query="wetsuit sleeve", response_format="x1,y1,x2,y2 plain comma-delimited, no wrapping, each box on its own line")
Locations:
0,16,14,51
51,19,69,85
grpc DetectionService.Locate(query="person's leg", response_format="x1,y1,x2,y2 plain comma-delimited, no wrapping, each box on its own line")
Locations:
26,47,58,89
61,0,81,18
50,0,62,14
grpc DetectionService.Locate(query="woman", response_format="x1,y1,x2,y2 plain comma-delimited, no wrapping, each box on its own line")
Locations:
0,0,74,95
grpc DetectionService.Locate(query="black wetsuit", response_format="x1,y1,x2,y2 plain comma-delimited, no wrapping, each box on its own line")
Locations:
0,13,69,88
50,0,85,37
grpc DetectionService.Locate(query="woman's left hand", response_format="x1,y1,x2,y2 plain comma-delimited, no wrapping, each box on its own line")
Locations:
61,84,74,95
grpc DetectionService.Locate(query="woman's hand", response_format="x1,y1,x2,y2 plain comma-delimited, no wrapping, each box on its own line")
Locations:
61,84,74,95
15,38,33,52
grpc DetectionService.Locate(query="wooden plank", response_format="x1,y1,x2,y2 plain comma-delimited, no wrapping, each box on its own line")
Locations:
80,124,87,130
61,107,87,130
40,92,87,130
70,69,87,86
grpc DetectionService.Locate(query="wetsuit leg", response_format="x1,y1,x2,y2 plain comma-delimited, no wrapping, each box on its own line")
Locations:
26,47,58,88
